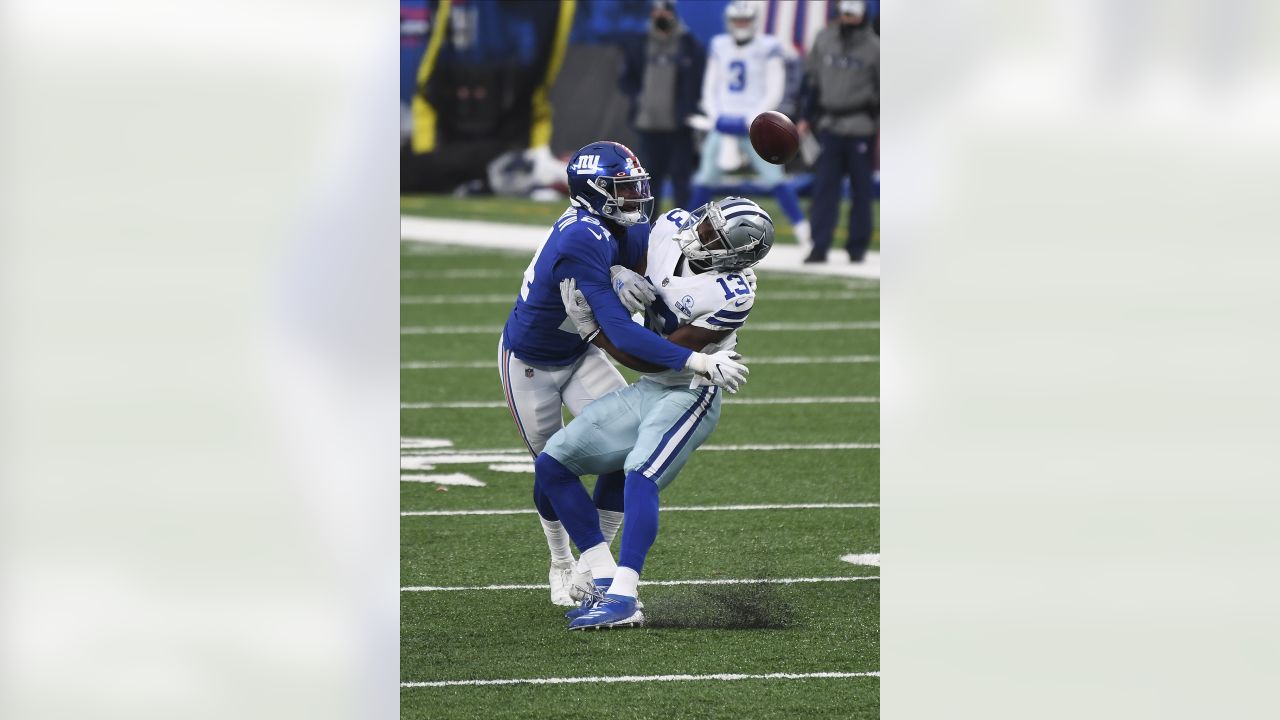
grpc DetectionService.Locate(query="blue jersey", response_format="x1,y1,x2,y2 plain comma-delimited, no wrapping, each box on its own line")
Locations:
502,206,692,371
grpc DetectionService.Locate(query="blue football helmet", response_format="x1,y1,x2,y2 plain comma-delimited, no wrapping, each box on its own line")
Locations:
566,141,654,227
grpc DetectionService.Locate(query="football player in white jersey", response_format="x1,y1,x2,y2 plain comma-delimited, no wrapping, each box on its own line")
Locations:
692,1,810,249
533,197,775,630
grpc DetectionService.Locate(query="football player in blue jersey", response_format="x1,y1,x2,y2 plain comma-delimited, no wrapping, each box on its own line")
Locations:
535,196,776,630
499,141,750,607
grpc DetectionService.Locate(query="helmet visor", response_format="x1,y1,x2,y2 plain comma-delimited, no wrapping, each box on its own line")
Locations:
612,176,654,223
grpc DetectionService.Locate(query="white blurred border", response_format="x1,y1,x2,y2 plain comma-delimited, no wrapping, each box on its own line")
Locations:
884,1,1280,717
1,2,399,718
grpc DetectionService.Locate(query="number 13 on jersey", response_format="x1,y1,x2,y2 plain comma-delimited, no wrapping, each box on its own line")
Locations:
715,274,750,300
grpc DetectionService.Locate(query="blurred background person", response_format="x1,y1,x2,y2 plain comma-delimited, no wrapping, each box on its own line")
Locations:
619,0,705,214
692,0,810,248
401,0,574,195
797,0,879,263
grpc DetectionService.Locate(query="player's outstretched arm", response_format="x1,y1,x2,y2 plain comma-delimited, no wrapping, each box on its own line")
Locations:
593,323,734,375
558,271,692,371
559,280,749,392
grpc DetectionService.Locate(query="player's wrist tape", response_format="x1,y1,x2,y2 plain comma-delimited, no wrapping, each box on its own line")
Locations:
584,328,601,343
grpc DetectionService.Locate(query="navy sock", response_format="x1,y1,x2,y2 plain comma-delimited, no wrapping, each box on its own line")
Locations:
532,482,558,522
593,470,626,513
534,453,605,552
772,183,805,224
617,471,660,573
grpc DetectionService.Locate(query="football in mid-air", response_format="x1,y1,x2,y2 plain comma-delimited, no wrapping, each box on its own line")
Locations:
749,111,800,165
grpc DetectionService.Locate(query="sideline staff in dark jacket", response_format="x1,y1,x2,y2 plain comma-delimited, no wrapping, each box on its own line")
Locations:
799,0,879,263
618,0,705,213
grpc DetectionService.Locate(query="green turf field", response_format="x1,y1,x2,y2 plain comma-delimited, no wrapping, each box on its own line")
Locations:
401,232,879,718
402,193,880,250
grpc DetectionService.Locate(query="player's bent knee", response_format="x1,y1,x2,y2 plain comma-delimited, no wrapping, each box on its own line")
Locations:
534,452,577,486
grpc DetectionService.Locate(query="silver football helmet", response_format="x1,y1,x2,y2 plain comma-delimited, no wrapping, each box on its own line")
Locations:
724,1,758,42
675,197,774,272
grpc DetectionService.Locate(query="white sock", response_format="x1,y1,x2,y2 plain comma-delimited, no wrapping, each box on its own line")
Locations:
579,542,618,582
598,510,624,546
539,518,574,566
609,567,640,599
794,219,811,249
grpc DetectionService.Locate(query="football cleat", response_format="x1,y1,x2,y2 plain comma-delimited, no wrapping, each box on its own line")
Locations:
565,579,610,620
550,558,588,602
568,578,644,613
568,594,644,631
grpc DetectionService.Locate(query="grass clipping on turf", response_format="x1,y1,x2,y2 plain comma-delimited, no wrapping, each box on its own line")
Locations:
643,581,797,630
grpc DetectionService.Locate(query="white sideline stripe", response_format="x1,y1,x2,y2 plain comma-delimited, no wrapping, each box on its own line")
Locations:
401,443,878,461
401,502,880,517
401,576,880,592
401,321,877,335
400,355,879,369
402,215,880,279
401,396,879,409
402,670,879,688
400,291,877,305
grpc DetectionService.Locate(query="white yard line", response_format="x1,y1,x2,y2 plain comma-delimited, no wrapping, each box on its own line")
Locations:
402,575,879,592
401,502,880,517
840,553,881,567
400,290,877,305
402,670,879,688
400,355,879,370
401,321,877,335
400,473,486,487
401,396,878,409
401,443,878,464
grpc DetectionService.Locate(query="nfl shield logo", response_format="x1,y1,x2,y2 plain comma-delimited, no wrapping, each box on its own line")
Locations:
661,278,670,287
525,368,534,378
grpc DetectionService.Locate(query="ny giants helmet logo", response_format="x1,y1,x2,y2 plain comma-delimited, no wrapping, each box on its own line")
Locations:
571,154,601,175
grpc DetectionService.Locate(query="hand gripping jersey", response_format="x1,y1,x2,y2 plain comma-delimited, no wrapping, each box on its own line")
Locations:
702,33,786,119
503,206,690,371
642,208,756,388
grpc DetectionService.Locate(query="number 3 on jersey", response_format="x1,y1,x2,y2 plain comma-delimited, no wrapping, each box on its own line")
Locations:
727,60,746,92
716,274,750,300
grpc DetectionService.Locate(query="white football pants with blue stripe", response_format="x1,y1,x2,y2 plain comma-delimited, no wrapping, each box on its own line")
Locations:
543,378,722,490
497,338,627,454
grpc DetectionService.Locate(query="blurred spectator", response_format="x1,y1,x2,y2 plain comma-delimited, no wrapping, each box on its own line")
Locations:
798,0,879,263
401,0,574,195
692,0,810,248
618,0,705,213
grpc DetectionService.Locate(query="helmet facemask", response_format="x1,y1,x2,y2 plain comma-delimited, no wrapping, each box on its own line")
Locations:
676,201,774,272
589,174,654,227
725,2,757,42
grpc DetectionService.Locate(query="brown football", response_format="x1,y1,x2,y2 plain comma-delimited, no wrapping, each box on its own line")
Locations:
749,111,800,165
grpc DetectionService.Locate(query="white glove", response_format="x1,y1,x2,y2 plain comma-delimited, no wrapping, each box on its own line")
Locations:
559,278,599,339
685,350,749,393
740,267,757,292
610,265,656,314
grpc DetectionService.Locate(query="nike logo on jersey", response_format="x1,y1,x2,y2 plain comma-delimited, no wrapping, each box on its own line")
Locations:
586,227,606,241
734,298,750,307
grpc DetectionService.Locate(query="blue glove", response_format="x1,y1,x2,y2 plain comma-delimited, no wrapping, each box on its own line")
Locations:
714,115,749,136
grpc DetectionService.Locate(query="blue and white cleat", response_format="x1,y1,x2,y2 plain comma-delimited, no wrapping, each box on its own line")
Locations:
565,579,610,620
568,593,644,631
